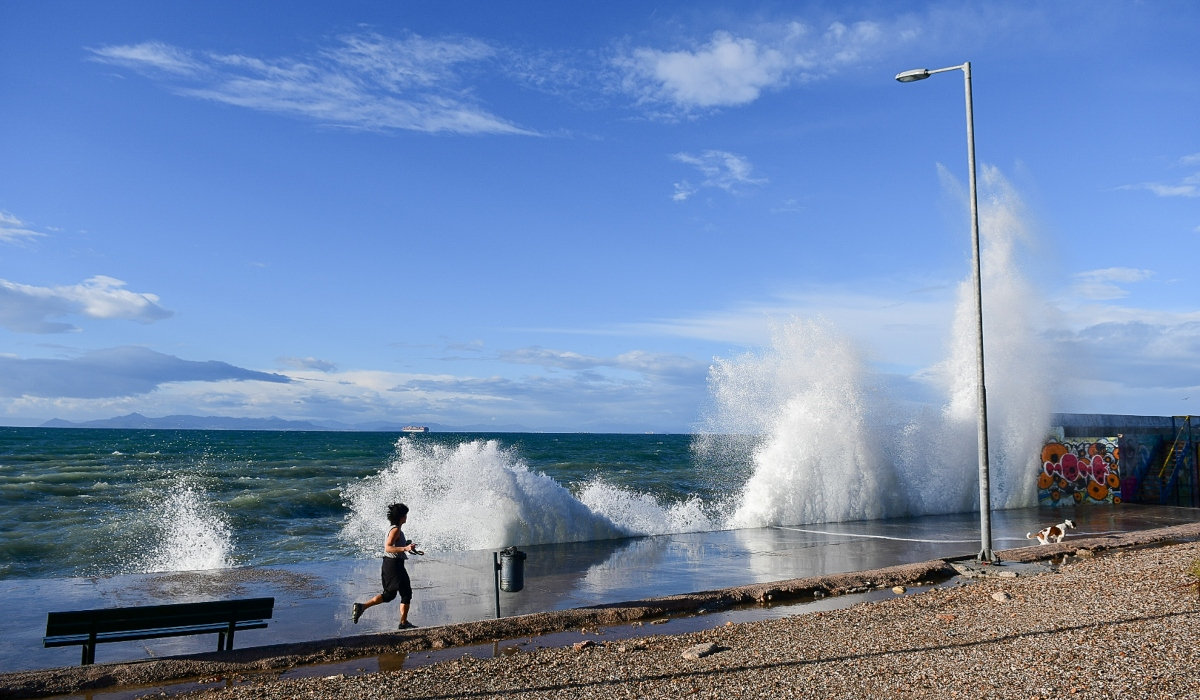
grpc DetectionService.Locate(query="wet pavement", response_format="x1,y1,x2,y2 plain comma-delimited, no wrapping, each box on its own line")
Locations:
3,504,1196,672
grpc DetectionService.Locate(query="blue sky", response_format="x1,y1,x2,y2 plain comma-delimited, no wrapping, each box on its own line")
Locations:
1,1,1197,431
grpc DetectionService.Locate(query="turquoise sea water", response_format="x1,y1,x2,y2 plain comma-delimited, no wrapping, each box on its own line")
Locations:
0,428,705,580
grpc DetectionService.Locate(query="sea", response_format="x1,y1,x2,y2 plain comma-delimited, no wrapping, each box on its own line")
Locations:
0,428,717,581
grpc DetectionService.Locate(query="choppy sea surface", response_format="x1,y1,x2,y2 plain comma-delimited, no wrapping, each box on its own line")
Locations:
0,428,708,580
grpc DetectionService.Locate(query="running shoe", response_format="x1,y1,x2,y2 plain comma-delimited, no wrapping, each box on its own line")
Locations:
351,603,364,624
398,621,418,630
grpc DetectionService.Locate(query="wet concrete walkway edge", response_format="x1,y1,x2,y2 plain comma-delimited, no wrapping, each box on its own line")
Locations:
4,521,1200,700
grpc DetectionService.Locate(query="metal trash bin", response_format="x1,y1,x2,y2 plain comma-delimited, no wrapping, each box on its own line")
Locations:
498,546,527,593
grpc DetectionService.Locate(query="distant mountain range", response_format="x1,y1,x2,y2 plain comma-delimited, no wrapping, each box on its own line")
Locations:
38,412,565,433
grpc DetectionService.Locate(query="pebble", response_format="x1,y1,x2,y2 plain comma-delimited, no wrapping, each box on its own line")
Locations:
571,640,595,650
681,642,720,660
998,570,1018,578
892,586,907,594
991,591,1013,602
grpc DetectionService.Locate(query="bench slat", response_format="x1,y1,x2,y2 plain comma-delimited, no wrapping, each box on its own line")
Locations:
44,620,267,648
45,598,274,637
43,597,275,665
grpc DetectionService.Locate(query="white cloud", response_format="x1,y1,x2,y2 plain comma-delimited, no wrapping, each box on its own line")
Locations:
672,181,698,202
616,21,896,113
1131,182,1199,198
91,41,201,75
90,34,534,135
0,211,48,244
1057,321,1200,390
499,346,707,381
0,343,711,430
3,361,706,432
277,356,338,373
1122,160,1200,198
0,276,172,333
1070,267,1153,300
671,150,766,200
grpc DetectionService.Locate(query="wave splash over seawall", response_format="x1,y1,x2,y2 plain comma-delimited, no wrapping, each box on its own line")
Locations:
341,168,1054,553
341,439,714,553
708,167,1053,528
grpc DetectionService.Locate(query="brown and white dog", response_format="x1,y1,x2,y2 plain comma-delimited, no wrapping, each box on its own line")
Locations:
1027,519,1075,545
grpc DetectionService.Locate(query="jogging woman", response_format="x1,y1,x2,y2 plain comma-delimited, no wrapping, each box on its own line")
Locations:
351,503,419,629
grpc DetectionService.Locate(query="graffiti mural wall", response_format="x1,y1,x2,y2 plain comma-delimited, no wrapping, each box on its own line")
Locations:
1038,438,1122,506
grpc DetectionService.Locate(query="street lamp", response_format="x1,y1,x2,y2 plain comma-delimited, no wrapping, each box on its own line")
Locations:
896,62,997,564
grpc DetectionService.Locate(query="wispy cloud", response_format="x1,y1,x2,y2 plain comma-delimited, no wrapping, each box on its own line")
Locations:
1125,180,1200,198
671,150,766,200
1121,153,1200,198
1071,267,1153,300
499,346,707,381
92,40,201,75
0,347,291,399
90,33,535,135
1057,321,1200,390
277,356,338,373
615,21,904,115
0,276,172,333
0,211,49,245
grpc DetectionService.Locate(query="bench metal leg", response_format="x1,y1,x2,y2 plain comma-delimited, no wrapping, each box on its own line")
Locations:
82,632,97,665
225,620,236,650
80,633,96,667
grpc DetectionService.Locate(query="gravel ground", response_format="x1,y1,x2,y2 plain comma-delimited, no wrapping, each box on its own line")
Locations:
184,541,1200,700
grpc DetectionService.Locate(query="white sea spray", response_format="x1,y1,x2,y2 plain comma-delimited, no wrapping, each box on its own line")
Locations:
138,484,233,573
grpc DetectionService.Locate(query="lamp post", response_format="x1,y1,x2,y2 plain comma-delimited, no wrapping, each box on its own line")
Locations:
896,62,997,564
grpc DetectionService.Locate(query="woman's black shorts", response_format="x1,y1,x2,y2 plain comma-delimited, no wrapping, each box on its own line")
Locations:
380,557,412,604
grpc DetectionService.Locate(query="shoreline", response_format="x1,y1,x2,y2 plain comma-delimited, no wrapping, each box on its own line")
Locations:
2,521,1199,699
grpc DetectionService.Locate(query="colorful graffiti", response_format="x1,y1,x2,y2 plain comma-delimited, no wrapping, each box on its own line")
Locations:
1038,437,1121,506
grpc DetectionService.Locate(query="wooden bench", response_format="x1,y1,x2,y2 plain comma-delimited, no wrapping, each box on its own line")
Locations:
44,597,274,665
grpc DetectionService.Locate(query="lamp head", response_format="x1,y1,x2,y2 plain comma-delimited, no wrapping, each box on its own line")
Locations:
895,68,930,83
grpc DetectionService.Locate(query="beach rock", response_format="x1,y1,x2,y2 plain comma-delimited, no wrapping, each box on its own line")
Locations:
681,643,720,660
1076,548,1096,558
991,591,1012,602
572,640,595,650
650,618,669,625
892,586,907,594
998,571,1018,578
